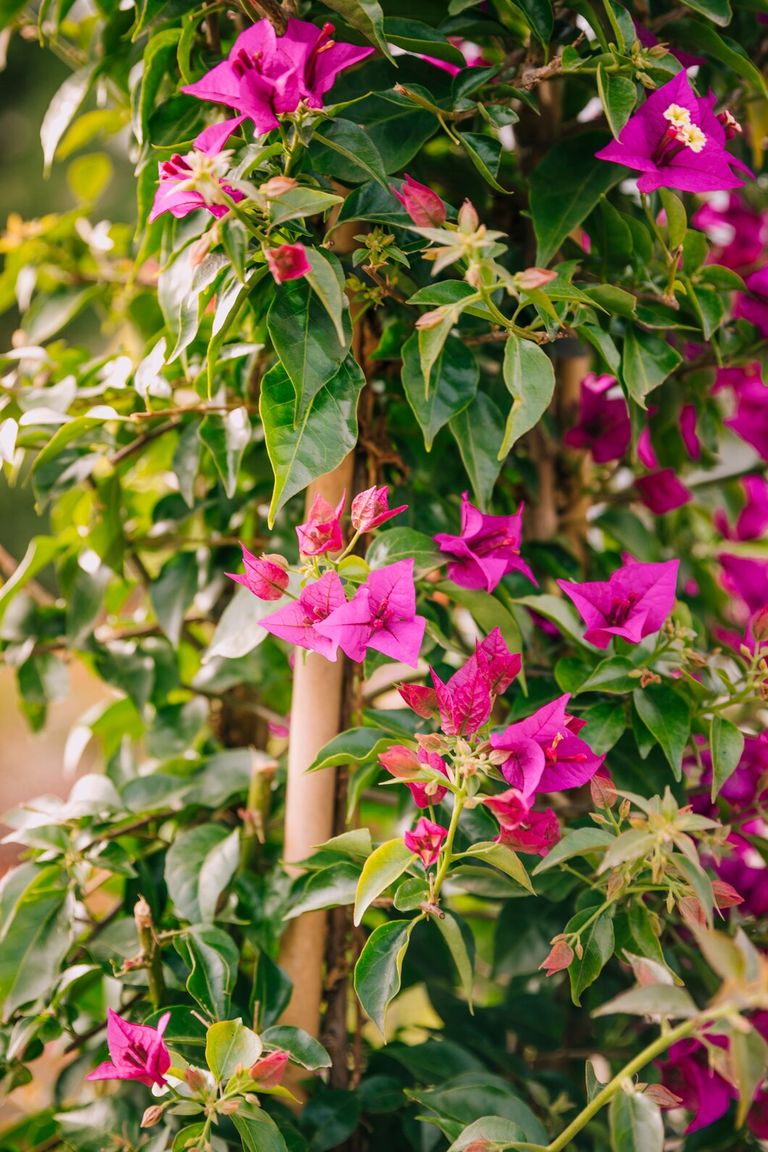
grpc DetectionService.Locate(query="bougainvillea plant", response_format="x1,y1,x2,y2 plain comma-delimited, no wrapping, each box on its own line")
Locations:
1,1,768,1150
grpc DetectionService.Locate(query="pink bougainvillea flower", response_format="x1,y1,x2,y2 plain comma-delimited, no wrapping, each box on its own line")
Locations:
265,242,311,284
692,192,768,272
315,560,426,667
397,682,438,718
182,18,373,139
226,545,289,601
724,371,768,461
261,570,346,660
680,405,701,460
716,475,768,542
714,362,762,394
636,469,692,515
429,627,521,737
658,1038,736,1132
595,71,751,193
249,1049,289,1087
434,492,537,594
491,694,604,797
404,816,447,867
296,492,345,556
734,267,768,338
564,373,630,463
558,559,679,649
391,174,446,227
350,486,408,533
149,148,245,221
483,786,560,855
378,744,449,808
719,554,768,614
539,935,574,976
87,1009,171,1088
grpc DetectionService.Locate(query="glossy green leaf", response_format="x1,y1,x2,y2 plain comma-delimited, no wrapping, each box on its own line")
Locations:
402,332,478,450
41,66,93,173
449,391,505,510
198,407,251,499
621,327,683,408
285,863,360,919
530,132,623,265
566,906,615,1005
609,1089,664,1152
678,0,731,26
533,828,614,874
308,727,395,773
499,335,555,456
594,984,697,1018
178,926,239,1019
232,1105,290,1152
206,1019,262,1081
597,64,636,137
261,1025,331,1070
322,0,393,61
458,841,533,892
0,886,72,1020
447,1116,527,1152
434,912,474,1007
312,120,388,187
262,356,365,525
384,18,465,65
165,825,240,924
633,686,691,780
354,839,415,926
366,527,443,577
353,918,413,1037
709,715,745,801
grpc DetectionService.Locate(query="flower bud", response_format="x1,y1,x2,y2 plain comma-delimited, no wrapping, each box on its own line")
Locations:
350,485,407,532
415,306,451,330
712,879,744,909
590,768,617,810
184,1065,208,1092
391,173,446,227
265,242,311,284
458,199,480,234
378,745,420,778
516,266,557,291
539,936,573,976
141,1105,165,1128
260,176,299,198
678,894,706,927
644,1084,683,1108
752,605,768,643
717,109,742,139
218,1099,241,1115
249,1049,289,1087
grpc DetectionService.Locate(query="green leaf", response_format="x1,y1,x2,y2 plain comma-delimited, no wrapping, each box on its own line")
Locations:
449,392,505,510
308,727,395,773
67,152,113,203
204,585,282,662
0,886,72,1020
285,863,360,919
268,274,349,424
206,1019,262,1081
678,0,731,26
458,841,533,892
633,686,691,780
150,552,198,646
499,335,555,456
709,716,745,801
533,828,614,874
530,132,623,265
594,984,698,1019
402,332,478,451
667,21,766,94
304,248,349,347
366,527,443,577
659,188,687,250
438,584,524,658
165,825,240,923
579,700,627,754
260,1025,331,1070
268,187,344,227
384,18,466,65
447,1117,527,1152
178,926,239,1019
434,913,474,1007
514,593,597,649
609,1089,663,1152
312,120,388,187
322,0,393,61
731,1025,768,1127
353,919,414,1037
515,0,553,43
597,64,636,137
135,29,180,147
0,536,65,625
621,327,683,408
261,356,365,526
458,132,508,193
173,1124,206,1152
566,906,615,1005
198,407,251,499
232,1105,290,1152
41,65,93,173
354,839,415,926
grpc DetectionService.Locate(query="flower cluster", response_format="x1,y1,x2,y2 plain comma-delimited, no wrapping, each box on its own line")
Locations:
229,486,425,667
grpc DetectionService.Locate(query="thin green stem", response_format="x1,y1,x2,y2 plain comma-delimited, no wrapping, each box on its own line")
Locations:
431,788,467,900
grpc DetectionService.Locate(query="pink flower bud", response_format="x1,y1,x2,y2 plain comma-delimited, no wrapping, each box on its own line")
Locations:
404,817,448,868
539,936,574,976
590,768,617,809
184,1066,208,1092
141,1105,165,1128
249,1049,289,1087
296,492,345,556
415,307,450,330
752,605,768,642
378,745,420,778
712,879,744,909
458,199,480,234
219,1099,241,1115
516,266,557,291
226,545,290,601
265,242,311,284
260,176,299,197
391,173,446,227
717,109,742,139
350,485,407,532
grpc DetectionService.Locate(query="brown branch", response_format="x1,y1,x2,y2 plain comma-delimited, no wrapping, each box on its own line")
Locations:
0,544,54,605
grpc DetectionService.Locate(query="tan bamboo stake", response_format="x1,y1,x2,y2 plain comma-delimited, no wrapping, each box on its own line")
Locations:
278,455,355,1044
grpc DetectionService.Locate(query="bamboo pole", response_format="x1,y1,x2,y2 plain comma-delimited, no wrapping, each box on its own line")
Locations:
277,455,354,1042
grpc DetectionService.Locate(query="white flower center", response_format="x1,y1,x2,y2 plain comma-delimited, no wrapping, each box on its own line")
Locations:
663,103,691,129
662,104,707,153
677,123,707,153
